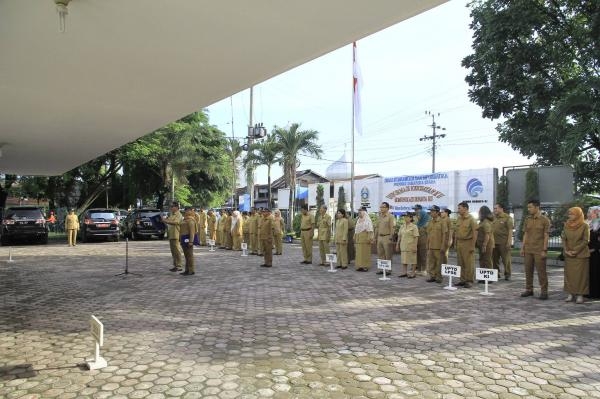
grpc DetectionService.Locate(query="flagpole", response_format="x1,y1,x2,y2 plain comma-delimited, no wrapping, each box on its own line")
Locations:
350,42,357,217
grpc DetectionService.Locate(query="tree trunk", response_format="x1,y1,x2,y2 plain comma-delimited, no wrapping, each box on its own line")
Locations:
267,165,272,209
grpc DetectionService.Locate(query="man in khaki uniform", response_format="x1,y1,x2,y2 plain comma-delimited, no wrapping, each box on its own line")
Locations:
426,205,448,283
256,208,264,256
520,199,550,299
454,201,478,288
162,202,183,272
300,204,315,264
492,203,513,280
440,208,453,264
259,208,275,267
317,205,332,266
207,209,217,242
248,208,257,254
273,209,285,255
216,210,226,247
242,211,250,247
414,204,431,274
179,206,198,275
376,202,396,275
198,207,207,245
65,208,79,247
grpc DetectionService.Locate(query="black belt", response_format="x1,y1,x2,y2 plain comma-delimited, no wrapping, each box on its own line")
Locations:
379,234,390,236
301,228,312,231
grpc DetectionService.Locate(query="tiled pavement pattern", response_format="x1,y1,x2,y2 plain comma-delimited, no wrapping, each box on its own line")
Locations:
1,240,600,399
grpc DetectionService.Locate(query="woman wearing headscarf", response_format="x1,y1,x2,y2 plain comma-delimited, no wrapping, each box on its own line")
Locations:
588,206,600,298
354,207,374,271
562,207,590,304
231,210,243,250
477,206,495,271
273,209,285,255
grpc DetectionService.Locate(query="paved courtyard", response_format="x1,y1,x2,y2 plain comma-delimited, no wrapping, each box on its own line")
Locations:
1,239,600,399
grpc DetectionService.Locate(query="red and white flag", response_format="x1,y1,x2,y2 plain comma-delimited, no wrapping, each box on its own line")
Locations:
353,41,363,136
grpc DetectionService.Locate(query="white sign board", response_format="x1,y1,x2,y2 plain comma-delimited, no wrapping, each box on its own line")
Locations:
87,315,107,370
90,315,104,346
476,268,498,281
241,242,247,250
441,264,461,277
325,253,337,263
377,259,391,270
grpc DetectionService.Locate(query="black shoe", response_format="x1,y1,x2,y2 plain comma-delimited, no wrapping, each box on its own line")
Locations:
455,281,466,287
180,271,190,275
505,276,511,281
341,266,347,269
426,278,436,282
478,280,484,284
260,264,272,267
520,291,534,297
376,270,383,275
538,293,548,300
398,274,408,278
169,267,178,272
463,282,472,288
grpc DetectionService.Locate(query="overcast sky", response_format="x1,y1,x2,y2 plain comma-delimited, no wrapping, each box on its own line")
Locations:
207,0,534,185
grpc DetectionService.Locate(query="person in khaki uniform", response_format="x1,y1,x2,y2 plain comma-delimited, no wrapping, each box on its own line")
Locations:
65,208,79,247
273,209,285,255
207,209,217,242
259,208,276,267
562,207,590,304
354,207,374,271
248,209,258,254
179,207,198,276
520,199,550,300
454,201,478,288
223,210,233,250
300,204,315,264
216,210,226,247
317,205,332,266
396,212,419,278
162,202,184,272
231,210,243,250
492,203,513,280
197,208,207,245
347,214,356,263
256,209,264,256
242,211,250,248
376,202,396,275
335,209,349,269
441,209,453,265
414,204,431,274
477,206,495,274
426,205,448,283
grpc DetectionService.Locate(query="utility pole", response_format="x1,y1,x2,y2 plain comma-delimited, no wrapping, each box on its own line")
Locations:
419,111,446,173
246,87,254,208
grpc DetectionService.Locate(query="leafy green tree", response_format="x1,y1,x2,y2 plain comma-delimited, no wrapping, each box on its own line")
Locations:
315,184,325,226
224,138,243,207
0,174,17,210
272,123,323,228
463,0,600,193
337,186,347,212
517,168,540,241
244,135,281,208
496,175,508,208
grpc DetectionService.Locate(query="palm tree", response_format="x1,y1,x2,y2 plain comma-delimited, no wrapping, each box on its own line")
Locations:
272,123,323,228
244,135,281,208
224,138,244,207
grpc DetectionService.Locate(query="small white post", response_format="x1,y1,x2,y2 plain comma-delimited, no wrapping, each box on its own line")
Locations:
241,242,248,257
7,247,14,263
476,268,498,296
378,259,391,281
208,239,215,252
442,264,461,291
86,315,107,370
326,253,337,273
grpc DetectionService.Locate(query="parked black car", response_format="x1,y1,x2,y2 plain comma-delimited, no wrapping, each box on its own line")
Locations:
122,208,166,240
1,206,49,245
79,208,120,242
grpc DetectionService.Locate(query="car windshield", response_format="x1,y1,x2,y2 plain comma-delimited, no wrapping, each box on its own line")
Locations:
89,212,115,220
139,211,160,217
5,209,42,219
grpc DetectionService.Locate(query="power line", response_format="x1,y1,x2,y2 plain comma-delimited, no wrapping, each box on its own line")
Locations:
419,111,446,173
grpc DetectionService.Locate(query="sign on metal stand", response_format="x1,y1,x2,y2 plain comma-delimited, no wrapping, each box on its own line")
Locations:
241,242,248,257
325,253,337,273
6,247,14,263
86,315,107,370
208,239,215,252
442,264,461,290
476,268,498,295
377,259,391,281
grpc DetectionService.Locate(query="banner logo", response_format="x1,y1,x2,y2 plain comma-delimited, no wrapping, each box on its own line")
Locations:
466,178,484,197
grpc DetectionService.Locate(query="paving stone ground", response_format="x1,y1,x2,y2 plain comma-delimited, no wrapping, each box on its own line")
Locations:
1,240,600,399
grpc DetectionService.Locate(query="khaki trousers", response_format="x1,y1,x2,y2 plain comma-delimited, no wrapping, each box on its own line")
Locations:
199,229,207,245
427,249,443,281
336,243,348,267
169,239,183,268
67,229,77,246
301,230,313,262
492,244,512,277
183,245,194,273
377,236,393,261
524,252,548,294
262,238,273,266
274,233,283,254
457,240,475,283
232,235,242,250
249,233,257,253
319,240,330,264
417,229,428,271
